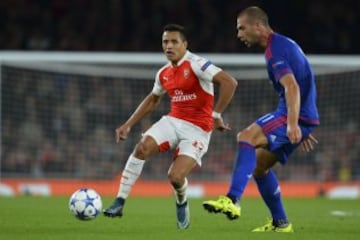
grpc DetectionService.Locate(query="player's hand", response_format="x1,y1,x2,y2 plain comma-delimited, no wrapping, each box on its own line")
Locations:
287,124,302,144
300,133,318,152
115,124,131,142
214,117,231,132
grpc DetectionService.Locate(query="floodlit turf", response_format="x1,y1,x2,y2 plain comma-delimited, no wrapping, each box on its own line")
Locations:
0,196,359,240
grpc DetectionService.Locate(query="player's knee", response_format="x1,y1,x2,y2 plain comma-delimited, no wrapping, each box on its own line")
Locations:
253,166,269,178
133,142,152,159
237,129,253,143
167,171,185,188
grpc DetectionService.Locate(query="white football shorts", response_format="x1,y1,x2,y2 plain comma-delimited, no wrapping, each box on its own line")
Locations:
143,115,212,166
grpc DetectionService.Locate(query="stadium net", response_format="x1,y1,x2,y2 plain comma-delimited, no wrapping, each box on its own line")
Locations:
1,52,360,182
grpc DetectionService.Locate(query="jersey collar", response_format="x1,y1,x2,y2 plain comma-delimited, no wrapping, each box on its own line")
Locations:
171,50,190,67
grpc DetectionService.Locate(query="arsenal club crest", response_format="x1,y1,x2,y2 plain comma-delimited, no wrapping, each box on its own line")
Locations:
183,68,190,79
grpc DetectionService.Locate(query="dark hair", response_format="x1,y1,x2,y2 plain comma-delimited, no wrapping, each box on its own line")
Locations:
238,6,269,27
163,24,187,41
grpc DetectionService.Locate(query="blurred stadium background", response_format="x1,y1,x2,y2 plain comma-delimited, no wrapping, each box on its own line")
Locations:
0,0,359,197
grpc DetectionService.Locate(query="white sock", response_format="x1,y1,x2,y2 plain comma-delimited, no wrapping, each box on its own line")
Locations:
173,178,188,204
117,155,145,199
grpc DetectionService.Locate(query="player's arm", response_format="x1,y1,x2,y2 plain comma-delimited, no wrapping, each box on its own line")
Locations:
115,93,162,142
279,73,302,144
212,71,238,131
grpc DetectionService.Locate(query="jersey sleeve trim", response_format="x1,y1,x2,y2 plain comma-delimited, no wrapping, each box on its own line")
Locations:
275,68,293,82
152,67,167,95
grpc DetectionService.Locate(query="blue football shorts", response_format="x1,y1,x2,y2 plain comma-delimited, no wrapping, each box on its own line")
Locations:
255,112,314,164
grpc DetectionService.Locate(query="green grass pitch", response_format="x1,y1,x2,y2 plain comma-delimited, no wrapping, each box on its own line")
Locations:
0,196,359,240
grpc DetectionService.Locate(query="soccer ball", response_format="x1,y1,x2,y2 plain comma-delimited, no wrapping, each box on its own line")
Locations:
69,188,102,220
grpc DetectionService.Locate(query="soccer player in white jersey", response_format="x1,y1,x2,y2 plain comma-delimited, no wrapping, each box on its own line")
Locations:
103,24,238,229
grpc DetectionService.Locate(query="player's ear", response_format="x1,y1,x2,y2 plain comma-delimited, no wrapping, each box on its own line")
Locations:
255,20,263,29
183,40,188,49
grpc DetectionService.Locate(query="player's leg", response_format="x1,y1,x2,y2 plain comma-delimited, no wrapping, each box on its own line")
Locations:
170,120,211,229
203,122,267,219
252,148,293,232
168,155,196,205
226,122,267,202
251,120,314,232
168,155,197,229
103,135,159,217
104,116,176,217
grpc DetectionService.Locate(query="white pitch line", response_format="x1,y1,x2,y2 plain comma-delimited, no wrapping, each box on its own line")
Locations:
330,210,360,217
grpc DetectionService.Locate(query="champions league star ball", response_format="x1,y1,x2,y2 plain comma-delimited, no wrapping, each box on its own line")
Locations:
69,188,103,220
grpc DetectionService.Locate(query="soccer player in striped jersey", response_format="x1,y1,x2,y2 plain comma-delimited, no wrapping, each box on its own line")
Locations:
203,6,319,233
103,24,237,229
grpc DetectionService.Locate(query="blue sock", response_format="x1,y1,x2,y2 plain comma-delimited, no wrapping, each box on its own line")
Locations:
255,170,288,226
226,141,256,203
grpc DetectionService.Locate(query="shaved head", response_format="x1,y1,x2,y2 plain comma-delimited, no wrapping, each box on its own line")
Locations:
238,6,269,27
